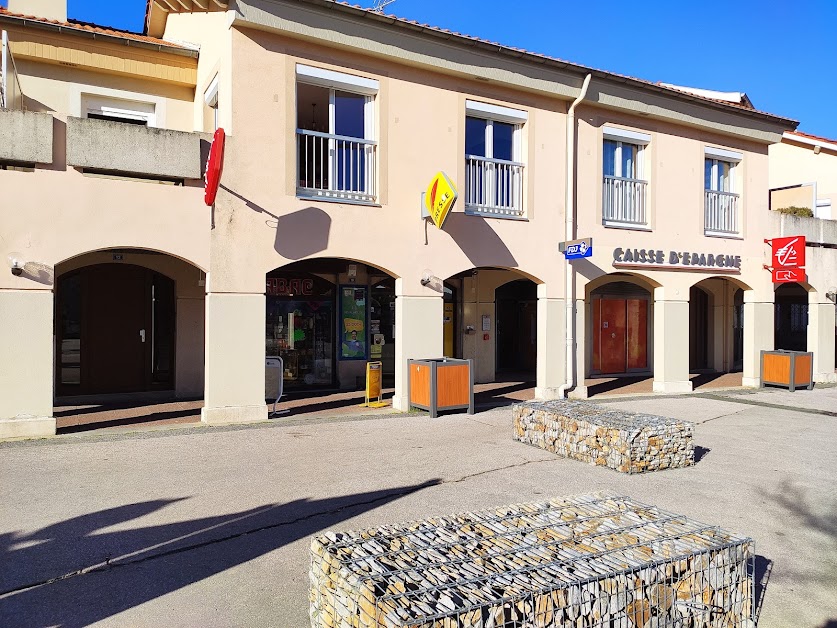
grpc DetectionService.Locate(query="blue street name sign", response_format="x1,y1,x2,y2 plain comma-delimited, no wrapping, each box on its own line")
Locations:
561,237,593,259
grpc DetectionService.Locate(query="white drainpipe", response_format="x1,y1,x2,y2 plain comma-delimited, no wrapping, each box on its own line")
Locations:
559,74,592,398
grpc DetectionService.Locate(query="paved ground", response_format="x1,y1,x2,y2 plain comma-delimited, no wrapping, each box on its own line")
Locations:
3,387,836,627
583,371,744,397
52,372,741,434
53,378,537,434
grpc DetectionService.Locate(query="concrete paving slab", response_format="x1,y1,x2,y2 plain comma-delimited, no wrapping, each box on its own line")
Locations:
1,390,836,628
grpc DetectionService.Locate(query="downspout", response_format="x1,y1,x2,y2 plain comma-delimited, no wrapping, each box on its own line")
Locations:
559,73,592,398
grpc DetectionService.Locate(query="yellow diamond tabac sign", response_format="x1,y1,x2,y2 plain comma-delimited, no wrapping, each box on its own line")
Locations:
424,172,458,229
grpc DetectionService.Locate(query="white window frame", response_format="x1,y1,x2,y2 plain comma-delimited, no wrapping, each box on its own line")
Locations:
464,100,527,218
296,63,379,95
82,95,156,126
603,126,650,180
704,146,742,193
295,64,379,203
601,127,650,229
704,146,743,237
204,74,219,131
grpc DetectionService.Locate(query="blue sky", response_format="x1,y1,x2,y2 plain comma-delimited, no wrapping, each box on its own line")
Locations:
8,0,836,137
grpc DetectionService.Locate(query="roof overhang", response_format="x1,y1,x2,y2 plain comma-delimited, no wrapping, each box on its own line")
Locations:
146,0,230,38
232,0,797,143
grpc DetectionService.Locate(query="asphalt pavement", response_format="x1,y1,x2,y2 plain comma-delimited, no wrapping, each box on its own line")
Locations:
1,386,835,627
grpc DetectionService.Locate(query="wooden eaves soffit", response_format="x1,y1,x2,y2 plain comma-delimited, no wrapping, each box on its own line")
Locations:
146,0,230,39
1,16,198,86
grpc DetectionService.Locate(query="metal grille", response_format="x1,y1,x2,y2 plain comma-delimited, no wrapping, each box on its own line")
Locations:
464,155,525,218
704,190,740,235
297,129,377,203
602,175,648,226
310,492,754,627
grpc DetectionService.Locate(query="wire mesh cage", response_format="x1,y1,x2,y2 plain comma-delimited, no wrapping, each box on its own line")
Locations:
310,492,754,628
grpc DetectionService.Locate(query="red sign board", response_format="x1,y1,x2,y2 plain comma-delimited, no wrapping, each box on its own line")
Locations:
772,268,805,283
204,127,226,206
771,236,805,269
769,235,806,284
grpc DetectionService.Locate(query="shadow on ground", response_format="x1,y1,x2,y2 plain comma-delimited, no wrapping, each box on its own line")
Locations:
0,480,439,626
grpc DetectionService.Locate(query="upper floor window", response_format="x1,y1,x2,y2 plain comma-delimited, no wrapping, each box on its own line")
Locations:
204,74,219,132
464,100,527,219
602,126,650,228
704,146,742,236
296,64,378,204
82,95,155,127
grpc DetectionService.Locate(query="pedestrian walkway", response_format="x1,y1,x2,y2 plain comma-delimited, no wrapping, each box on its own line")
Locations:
4,387,837,627
584,371,743,397
53,377,538,435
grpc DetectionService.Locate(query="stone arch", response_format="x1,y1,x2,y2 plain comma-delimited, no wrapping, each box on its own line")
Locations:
54,248,205,400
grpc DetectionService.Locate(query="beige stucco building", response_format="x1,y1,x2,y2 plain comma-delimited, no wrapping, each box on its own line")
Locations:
1,0,834,440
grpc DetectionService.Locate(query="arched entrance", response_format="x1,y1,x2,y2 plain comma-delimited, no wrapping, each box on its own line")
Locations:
265,258,397,392
55,249,206,398
689,277,750,375
496,280,537,374
443,268,540,384
589,280,653,376
774,283,809,351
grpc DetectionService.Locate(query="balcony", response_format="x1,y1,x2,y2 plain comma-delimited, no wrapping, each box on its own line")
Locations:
602,175,648,227
767,209,837,246
464,155,524,219
296,129,377,204
704,190,740,236
0,109,53,165
66,117,202,180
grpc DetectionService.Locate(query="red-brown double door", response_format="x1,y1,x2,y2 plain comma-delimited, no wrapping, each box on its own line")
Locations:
593,298,648,374
56,264,175,396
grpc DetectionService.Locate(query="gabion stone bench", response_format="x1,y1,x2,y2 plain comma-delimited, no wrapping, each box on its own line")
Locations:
309,491,754,628
513,400,695,473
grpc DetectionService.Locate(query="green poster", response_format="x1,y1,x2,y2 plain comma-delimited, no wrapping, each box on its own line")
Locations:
340,286,367,360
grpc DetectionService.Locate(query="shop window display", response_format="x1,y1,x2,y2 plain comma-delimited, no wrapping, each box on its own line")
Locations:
266,273,335,389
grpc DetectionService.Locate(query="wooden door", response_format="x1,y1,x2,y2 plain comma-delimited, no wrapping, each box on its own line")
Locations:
85,265,149,393
627,299,648,370
599,299,627,374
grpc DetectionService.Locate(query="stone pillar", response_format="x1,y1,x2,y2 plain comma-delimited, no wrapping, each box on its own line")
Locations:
742,298,774,388
393,279,443,411
808,300,837,383
535,284,566,400
201,292,268,425
0,289,56,439
653,296,692,393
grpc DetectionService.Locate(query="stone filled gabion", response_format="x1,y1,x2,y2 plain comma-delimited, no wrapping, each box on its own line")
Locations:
310,491,754,628
513,400,695,473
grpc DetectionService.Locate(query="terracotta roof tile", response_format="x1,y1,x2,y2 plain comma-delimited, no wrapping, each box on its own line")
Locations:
0,6,188,50
786,130,837,146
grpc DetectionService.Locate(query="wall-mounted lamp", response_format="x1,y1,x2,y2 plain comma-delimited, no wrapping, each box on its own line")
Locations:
7,252,26,276
420,269,444,293
826,286,837,302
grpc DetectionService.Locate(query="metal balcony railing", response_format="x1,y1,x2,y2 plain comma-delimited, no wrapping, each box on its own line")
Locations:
1,31,24,111
296,129,377,203
602,175,648,226
464,155,525,218
704,190,740,235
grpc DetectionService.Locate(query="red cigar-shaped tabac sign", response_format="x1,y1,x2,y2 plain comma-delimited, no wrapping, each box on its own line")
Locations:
204,127,226,206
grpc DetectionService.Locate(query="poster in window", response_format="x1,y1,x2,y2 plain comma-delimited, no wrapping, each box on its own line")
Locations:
340,286,367,360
